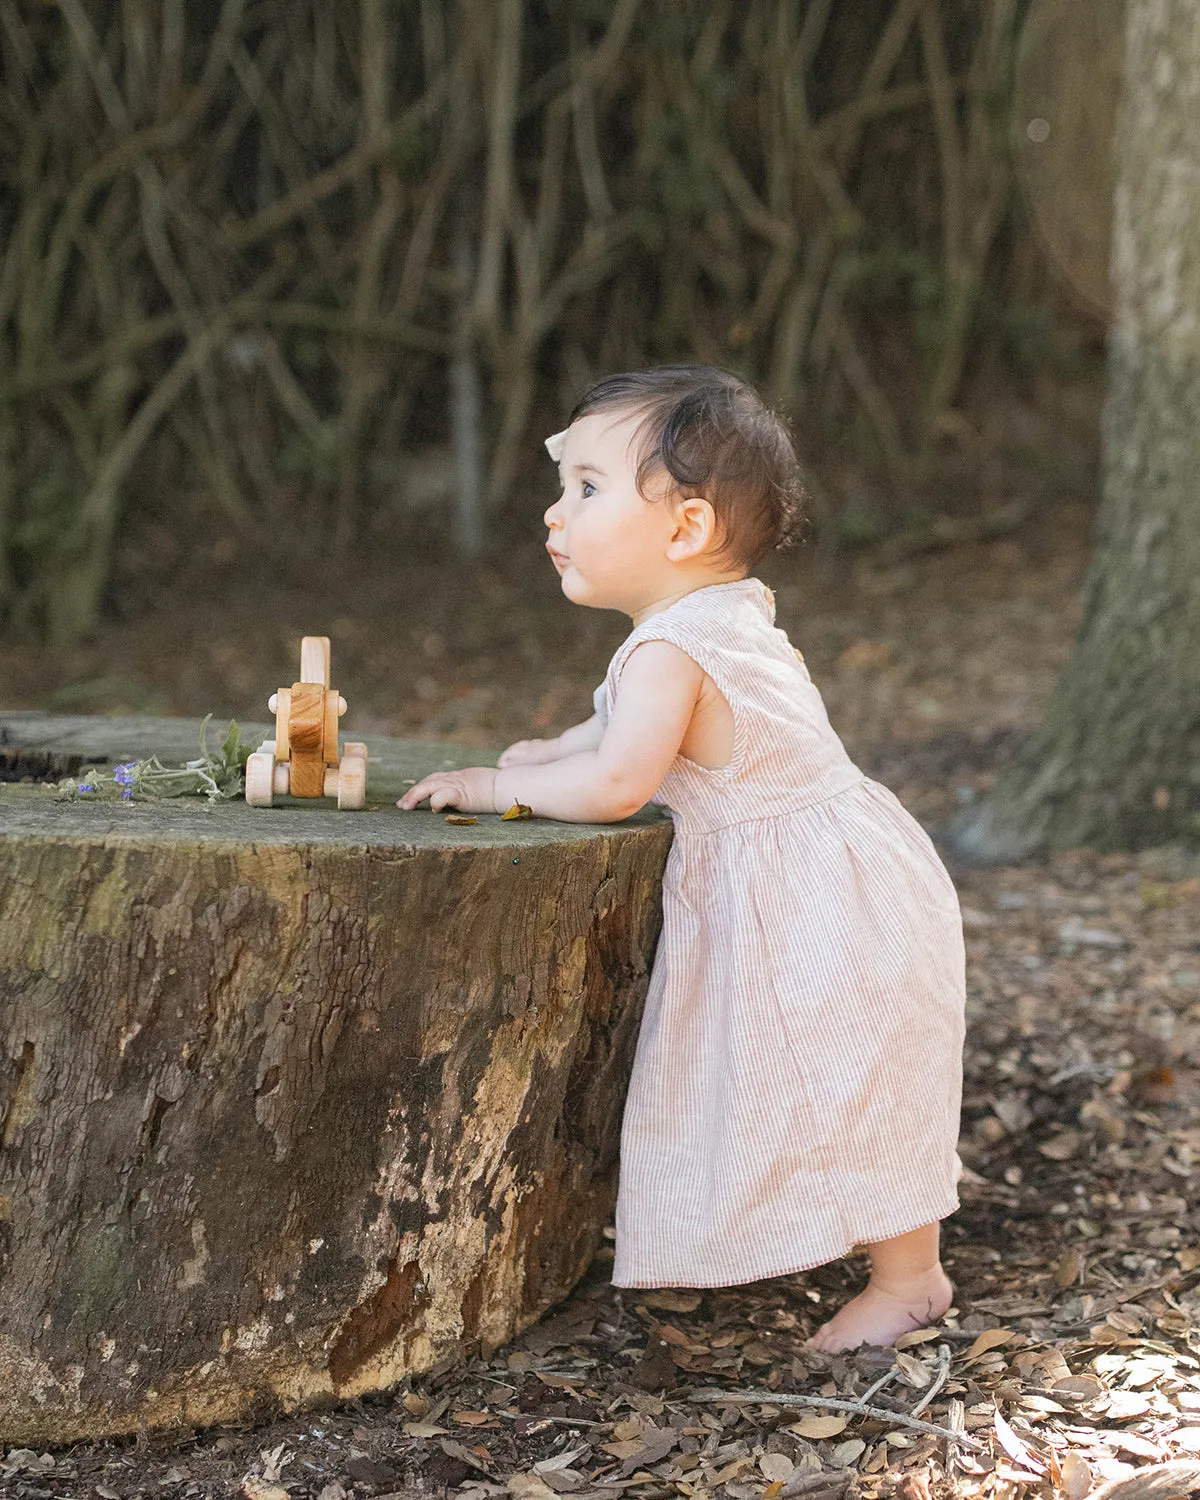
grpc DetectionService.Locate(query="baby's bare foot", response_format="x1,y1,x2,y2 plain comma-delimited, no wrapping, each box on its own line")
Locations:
804,1267,953,1353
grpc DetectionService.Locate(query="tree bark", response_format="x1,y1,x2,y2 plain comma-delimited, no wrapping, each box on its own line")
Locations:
0,714,671,1443
949,0,1200,860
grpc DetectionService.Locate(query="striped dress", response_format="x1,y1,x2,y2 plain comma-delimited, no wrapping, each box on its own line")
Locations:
593,577,965,1288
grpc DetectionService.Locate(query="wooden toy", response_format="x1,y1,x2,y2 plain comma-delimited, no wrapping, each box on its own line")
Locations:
245,636,367,809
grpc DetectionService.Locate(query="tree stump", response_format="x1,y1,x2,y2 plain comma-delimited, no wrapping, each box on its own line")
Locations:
0,713,671,1444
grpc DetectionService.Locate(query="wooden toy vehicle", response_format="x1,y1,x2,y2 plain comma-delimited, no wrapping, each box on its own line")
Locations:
245,636,367,809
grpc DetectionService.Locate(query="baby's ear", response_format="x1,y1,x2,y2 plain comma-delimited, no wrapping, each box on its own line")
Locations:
668,493,720,557
544,429,568,462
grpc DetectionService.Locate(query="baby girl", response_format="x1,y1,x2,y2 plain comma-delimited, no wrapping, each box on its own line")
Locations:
398,365,966,1351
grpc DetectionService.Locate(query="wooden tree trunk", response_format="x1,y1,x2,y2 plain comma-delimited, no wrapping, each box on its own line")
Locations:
950,0,1200,860
0,714,671,1444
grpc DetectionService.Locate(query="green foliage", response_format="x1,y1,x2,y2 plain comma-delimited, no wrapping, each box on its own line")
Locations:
52,716,258,804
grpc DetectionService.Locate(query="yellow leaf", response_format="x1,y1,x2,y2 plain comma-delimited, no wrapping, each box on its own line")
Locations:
502,802,532,820
965,1328,1015,1359
788,1415,848,1439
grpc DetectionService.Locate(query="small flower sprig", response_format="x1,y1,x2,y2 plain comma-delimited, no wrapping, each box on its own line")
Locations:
53,716,255,804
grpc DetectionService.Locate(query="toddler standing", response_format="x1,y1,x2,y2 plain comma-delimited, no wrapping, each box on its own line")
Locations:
399,365,966,1351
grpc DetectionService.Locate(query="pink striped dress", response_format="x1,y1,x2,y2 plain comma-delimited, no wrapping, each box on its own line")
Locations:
593,577,965,1288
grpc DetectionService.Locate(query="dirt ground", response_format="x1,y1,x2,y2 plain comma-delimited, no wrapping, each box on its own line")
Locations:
8,495,1200,1500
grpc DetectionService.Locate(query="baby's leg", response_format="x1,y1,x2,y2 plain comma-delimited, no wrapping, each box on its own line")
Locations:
804,1223,952,1353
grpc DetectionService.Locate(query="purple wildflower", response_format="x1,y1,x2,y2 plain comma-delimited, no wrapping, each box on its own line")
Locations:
113,762,137,801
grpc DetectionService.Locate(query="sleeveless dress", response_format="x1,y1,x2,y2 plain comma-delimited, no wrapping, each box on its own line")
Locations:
593,577,965,1288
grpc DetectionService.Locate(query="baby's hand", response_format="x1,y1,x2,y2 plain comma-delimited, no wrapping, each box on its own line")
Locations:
397,766,498,814
497,737,560,768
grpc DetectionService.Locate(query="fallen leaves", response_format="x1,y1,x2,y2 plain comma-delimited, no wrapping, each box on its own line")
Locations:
759,1451,795,1481
788,1416,848,1439
403,1419,451,1437
993,1407,1047,1474
1,1450,55,1477
964,1327,1016,1359
241,1480,288,1500
508,1472,557,1500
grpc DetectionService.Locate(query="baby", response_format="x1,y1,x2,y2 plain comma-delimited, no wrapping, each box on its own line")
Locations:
399,365,966,1351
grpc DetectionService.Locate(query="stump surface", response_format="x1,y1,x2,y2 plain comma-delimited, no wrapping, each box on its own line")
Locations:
0,714,671,1443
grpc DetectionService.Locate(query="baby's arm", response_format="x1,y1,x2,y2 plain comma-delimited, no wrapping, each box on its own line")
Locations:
492,642,703,821
399,643,703,820
497,714,604,768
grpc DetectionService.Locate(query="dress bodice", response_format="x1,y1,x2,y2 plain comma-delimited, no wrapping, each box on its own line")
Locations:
593,578,864,834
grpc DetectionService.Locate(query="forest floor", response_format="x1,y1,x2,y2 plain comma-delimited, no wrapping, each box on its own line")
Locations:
6,496,1200,1500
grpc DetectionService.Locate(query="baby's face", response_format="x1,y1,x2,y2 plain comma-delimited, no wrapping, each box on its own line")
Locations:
543,408,681,613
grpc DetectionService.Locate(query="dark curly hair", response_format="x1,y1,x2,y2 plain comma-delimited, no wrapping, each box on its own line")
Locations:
568,364,808,572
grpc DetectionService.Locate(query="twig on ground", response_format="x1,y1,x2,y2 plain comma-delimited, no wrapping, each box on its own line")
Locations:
686,1387,984,1452
854,1362,899,1407
779,1472,852,1500
910,1342,951,1418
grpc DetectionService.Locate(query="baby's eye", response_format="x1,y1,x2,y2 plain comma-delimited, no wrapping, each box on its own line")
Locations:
581,479,596,498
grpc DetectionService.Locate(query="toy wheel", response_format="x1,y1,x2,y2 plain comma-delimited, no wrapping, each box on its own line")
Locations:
337,753,366,810
245,750,275,807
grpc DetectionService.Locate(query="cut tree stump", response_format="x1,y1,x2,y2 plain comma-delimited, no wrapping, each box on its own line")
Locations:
0,713,671,1444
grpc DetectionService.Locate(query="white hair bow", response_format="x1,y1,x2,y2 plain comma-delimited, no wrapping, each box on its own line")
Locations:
544,428,568,462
